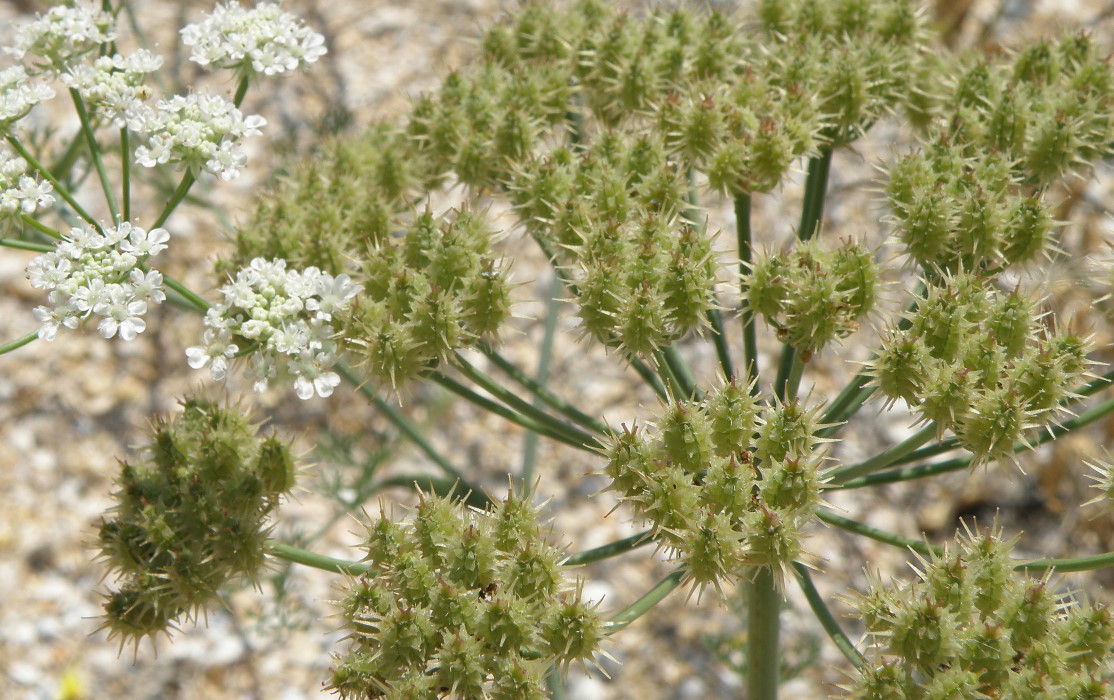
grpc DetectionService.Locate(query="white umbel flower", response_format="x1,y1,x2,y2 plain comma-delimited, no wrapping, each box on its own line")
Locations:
7,3,116,72
0,147,54,214
187,258,361,400
181,1,327,78
25,223,169,342
0,65,55,126
132,92,265,181
61,50,162,128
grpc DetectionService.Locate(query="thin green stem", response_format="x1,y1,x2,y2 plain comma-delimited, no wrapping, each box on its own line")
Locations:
372,473,492,510
159,272,210,313
268,540,366,576
836,393,1114,490
798,148,833,242
562,529,654,566
69,88,120,224
149,170,195,230
774,345,797,402
707,305,735,381
792,564,865,669
521,274,562,485
478,344,607,435
430,371,599,453
0,330,38,355
47,128,86,182
746,567,781,700
2,238,54,253
20,214,61,240
817,374,871,438
652,348,688,399
734,191,758,390
1016,551,1114,574
828,424,938,485
6,134,100,229
663,344,700,399
816,509,940,557
449,355,600,450
784,351,806,403
628,353,669,399
232,75,250,108
120,127,131,222
608,567,686,631
335,363,470,484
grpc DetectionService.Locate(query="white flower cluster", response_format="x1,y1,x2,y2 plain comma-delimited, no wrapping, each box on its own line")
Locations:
132,93,266,181
0,148,54,214
187,258,360,400
26,223,169,342
7,3,116,71
0,65,54,125
181,1,326,77
62,50,163,128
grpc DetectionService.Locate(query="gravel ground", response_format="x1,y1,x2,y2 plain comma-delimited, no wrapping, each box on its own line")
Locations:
5,1,1114,699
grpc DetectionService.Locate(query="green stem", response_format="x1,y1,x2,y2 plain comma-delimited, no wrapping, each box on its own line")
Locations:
628,353,669,399
335,363,470,484
734,191,758,390
478,343,607,435
0,330,38,355
652,348,688,399
6,134,100,229
707,305,735,381
792,563,865,669
816,509,939,557
149,170,195,230
836,393,1114,490
1016,551,1114,574
268,540,366,576
746,567,781,700
521,274,562,485
2,237,54,253
562,529,654,566
69,88,120,224
430,371,599,453
20,214,61,240
159,272,210,313
608,567,686,631
120,127,131,222
784,350,805,403
449,355,600,450
827,424,937,485
232,75,250,108
663,344,700,399
817,374,872,437
798,148,833,242
774,345,797,402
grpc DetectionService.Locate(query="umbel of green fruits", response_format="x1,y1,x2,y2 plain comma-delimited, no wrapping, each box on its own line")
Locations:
97,398,297,646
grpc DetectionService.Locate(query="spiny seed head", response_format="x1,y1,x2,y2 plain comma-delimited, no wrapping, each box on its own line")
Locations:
330,492,603,698
97,398,297,648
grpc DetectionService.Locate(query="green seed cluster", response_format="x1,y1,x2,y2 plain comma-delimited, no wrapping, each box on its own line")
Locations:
329,492,605,699
847,526,1114,699
97,398,297,646
604,381,830,592
743,239,880,357
340,208,512,389
868,270,1091,466
224,124,436,275
510,133,718,355
945,33,1114,186
886,141,1055,272
755,0,929,145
